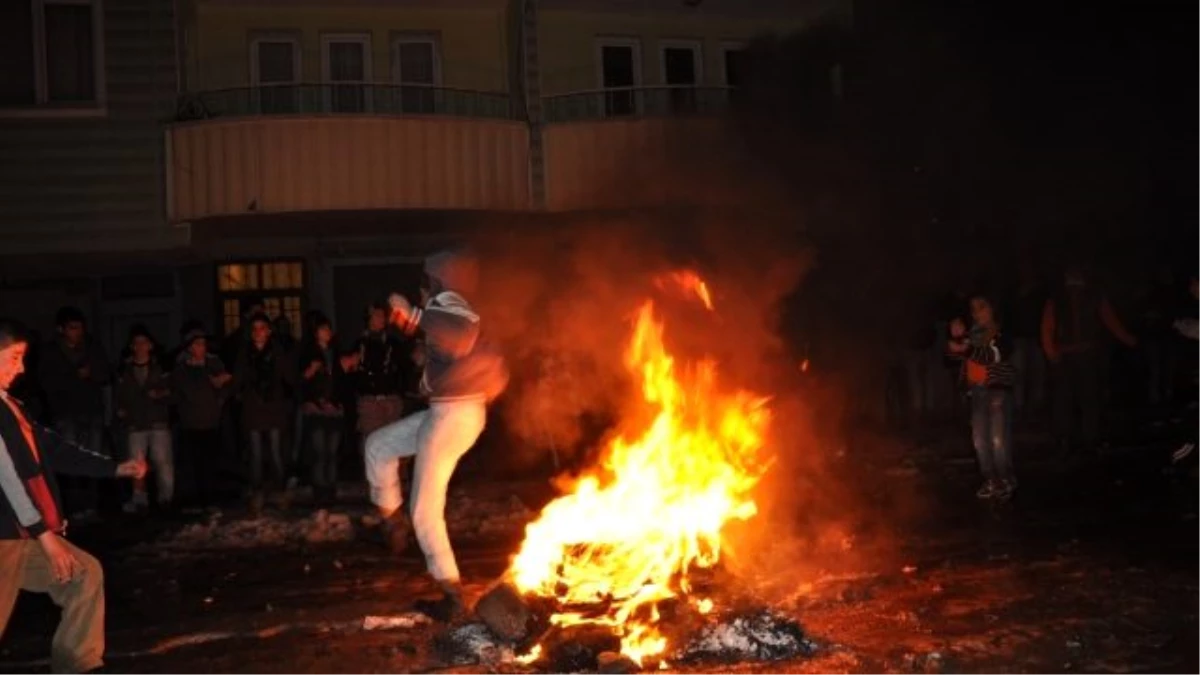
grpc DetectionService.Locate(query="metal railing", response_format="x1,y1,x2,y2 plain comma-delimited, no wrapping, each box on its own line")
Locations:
542,86,737,123
174,83,515,122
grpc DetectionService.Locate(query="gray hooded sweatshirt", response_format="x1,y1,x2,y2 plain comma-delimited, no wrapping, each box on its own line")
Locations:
399,251,508,402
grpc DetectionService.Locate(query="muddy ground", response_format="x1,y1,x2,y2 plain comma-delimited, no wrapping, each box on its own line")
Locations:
1,422,1196,674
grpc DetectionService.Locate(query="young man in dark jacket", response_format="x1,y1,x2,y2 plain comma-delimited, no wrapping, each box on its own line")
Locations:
38,307,111,521
366,250,508,620
0,318,145,673
233,314,296,513
170,329,232,507
115,327,173,513
299,316,344,505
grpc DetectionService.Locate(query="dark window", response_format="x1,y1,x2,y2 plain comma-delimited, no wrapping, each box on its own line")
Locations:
600,44,636,116
723,48,745,88
663,46,698,113
394,40,437,114
44,4,95,102
217,261,305,337
326,40,367,113
0,2,36,105
255,40,297,114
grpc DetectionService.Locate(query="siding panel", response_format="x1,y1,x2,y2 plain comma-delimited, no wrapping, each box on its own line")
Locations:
166,117,531,220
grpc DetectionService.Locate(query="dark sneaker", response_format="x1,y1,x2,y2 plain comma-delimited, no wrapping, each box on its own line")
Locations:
975,481,998,499
415,583,468,623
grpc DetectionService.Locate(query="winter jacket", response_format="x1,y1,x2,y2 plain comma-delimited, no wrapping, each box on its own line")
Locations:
37,337,110,419
0,391,116,540
948,325,1017,390
354,331,403,397
234,341,295,430
299,342,343,415
115,358,171,431
170,354,229,430
396,251,508,402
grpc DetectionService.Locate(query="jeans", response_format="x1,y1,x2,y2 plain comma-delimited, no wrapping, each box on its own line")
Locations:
1052,351,1102,448
365,399,487,582
54,417,105,515
128,429,174,505
247,428,285,493
1011,337,1046,414
178,428,220,506
307,418,342,491
971,387,1015,484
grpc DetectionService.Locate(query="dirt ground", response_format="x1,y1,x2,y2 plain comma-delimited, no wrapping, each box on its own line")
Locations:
1,422,1196,674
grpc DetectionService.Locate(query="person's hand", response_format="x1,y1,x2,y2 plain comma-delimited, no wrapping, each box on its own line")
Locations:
116,409,127,419
210,372,232,388
305,361,323,379
37,532,81,584
77,365,91,380
388,293,412,324
149,388,169,400
116,459,148,480
949,318,966,338
947,339,968,354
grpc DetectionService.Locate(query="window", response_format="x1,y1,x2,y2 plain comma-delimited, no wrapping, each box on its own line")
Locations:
322,33,371,113
596,38,640,117
250,35,300,114
217,261,304,338
720,43,746,88
391,35,440,114
660,40,702,113
0,0,104,114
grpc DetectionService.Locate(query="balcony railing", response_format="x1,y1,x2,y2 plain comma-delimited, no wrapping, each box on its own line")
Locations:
174,83,515,121
542,86,736,123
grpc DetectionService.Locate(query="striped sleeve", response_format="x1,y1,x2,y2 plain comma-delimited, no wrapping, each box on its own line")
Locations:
0,435,47,536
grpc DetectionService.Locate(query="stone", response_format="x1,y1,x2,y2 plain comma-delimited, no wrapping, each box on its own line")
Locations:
474,581,533,642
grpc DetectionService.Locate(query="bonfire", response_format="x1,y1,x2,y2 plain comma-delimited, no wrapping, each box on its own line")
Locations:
507,273,772,666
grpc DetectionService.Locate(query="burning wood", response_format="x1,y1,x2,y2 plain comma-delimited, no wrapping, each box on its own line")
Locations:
478,274,789,667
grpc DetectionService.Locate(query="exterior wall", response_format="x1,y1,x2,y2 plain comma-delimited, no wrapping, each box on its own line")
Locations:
187,2,510,93
167,116,531,220
538,4,839,95
0,0,183,256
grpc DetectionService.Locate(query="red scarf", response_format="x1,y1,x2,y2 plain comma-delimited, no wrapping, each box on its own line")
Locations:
0,394,64,536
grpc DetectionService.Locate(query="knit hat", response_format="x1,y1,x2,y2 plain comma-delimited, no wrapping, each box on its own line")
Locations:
182,328,207,348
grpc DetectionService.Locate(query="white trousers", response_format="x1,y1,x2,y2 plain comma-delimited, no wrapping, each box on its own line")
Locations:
365,398,486,582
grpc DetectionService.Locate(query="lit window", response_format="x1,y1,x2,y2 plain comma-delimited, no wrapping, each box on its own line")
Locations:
216,260,305,338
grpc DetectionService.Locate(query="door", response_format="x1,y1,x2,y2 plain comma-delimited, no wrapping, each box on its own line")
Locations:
322,34,371,113
598,40,640,117
661,41,701,113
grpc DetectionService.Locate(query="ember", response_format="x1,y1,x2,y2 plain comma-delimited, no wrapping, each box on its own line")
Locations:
506,274,772,665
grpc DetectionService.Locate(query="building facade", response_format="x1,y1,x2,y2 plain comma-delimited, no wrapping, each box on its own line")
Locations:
0,0,850,351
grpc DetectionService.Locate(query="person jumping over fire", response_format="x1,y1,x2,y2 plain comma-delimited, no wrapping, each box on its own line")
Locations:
0,317,147,673
364,250,509,621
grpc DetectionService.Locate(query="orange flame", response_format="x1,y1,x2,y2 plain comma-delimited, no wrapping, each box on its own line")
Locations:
655,270,714,311
510,286,770,665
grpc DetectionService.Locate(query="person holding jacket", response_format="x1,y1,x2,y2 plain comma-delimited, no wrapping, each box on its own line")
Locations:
0,317,145,674
949,294,1019,500
365,250,509,621
115,326,173,513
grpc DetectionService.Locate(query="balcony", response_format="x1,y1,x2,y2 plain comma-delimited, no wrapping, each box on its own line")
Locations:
174,83,515,122
540,87,743,212
165,85,530,222
165,84,745,222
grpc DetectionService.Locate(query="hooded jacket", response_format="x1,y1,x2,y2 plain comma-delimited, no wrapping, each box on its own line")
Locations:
398,251,508,402
0,391,117,540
